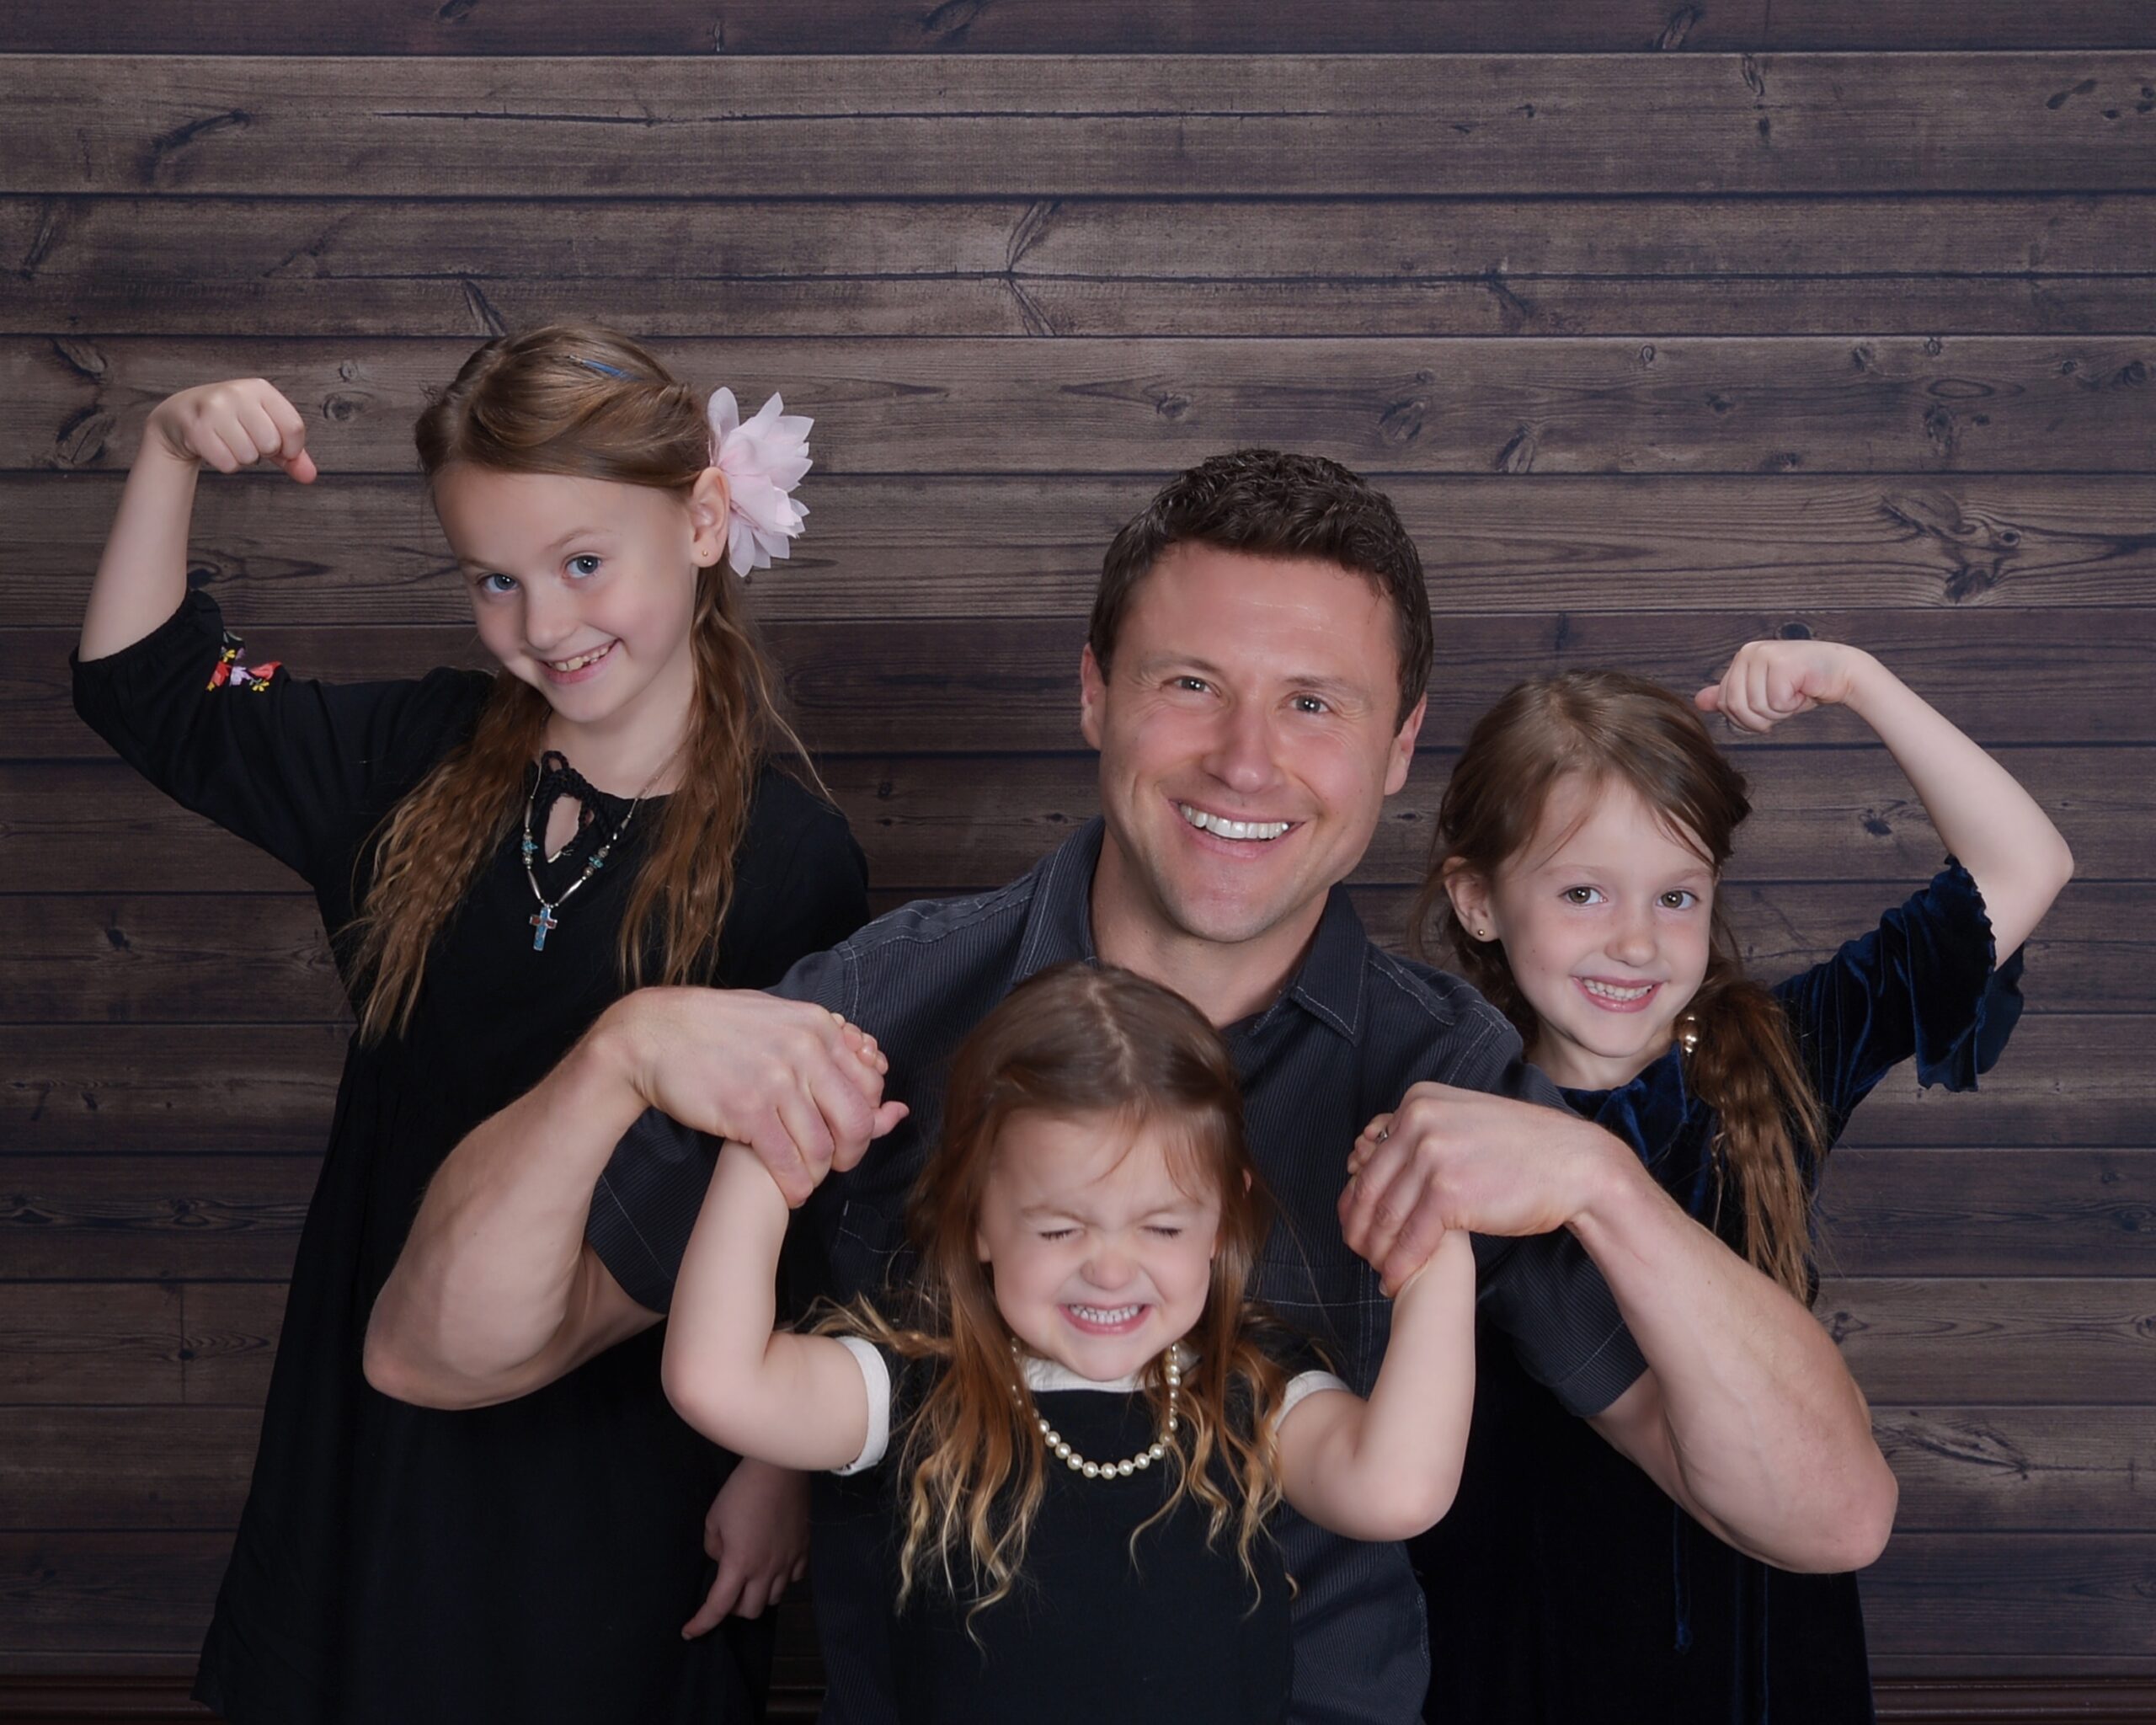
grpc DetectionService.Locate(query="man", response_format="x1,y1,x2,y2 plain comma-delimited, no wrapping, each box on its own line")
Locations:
367,451,1896,1722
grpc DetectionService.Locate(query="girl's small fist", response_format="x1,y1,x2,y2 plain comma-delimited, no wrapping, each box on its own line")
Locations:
148,379,318,483
1696,639,1866,734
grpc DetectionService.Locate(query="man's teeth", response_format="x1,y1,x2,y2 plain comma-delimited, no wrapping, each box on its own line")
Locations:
1582,979,1655,1001
1070,1303,1144,1324
1178,804,1291,841
548,644,611,672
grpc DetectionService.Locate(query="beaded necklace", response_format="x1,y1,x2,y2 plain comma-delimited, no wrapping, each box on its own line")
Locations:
520,755,664,953
1009,1340,1182,1482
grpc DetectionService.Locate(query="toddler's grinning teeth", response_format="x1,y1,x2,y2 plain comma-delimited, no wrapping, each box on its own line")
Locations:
547,643,613,673
1070,1303,1144,1325
1177,803,1292,842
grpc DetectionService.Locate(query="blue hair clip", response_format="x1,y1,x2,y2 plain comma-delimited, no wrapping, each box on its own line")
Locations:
579,358,630,379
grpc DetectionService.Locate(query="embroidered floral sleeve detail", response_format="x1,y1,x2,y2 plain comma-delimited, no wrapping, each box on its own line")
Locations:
206,631,283,693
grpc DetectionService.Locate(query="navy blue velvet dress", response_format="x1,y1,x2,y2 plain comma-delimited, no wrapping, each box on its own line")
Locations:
1413,862,2025,1725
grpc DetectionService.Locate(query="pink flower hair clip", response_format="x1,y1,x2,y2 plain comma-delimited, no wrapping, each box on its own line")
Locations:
707,388,812,576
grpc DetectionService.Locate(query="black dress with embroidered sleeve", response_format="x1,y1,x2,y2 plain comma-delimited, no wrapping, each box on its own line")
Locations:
1412,863,2025,1725
72,592,869,1725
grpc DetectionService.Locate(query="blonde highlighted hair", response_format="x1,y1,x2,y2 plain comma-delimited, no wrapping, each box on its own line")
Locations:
1411,670,1826,1302
829,963,1301,1625
347,323,816,1041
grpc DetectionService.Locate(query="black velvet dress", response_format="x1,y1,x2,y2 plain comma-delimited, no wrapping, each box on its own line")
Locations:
1413,862,2025,1725
72,592,869,1725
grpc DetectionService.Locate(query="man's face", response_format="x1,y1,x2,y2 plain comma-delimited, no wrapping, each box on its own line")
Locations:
1081,543,1424,956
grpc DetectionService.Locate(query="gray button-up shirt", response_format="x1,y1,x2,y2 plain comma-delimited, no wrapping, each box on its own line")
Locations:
590,820,1646,1724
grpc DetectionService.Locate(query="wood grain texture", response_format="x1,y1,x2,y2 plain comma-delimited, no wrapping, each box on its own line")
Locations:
5,883,2149,1027
4,56,2153,200
9,745,2143,895
1876,1407,2156,1534
4,1016,2143,1155
0,1533,227,1654
21,609,2156,759
0,1408,258,1531
13,336,2156,478
1860,1535,2156,1658
0,1156,312,1281
0,1285,182,1407
1825,1279,2156,1404
8,2,2156,56
8,194,2154,339
5,1146,2148,1284
14,473,2153,627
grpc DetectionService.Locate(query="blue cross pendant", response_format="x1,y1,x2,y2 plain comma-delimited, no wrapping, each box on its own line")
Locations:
530,903,559,952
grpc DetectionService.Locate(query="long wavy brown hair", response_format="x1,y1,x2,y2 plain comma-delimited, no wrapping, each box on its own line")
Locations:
347,323,816,1041
1410,670,1825,1301
831,963,1297,1625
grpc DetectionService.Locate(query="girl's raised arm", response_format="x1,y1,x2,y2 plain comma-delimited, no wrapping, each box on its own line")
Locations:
1273,1227,1477,1543
1699,639,2073,959
80,379,316,662
660,1140,874,1473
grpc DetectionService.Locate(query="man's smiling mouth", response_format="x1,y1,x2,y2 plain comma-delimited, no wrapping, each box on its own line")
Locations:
1177,803,1293,841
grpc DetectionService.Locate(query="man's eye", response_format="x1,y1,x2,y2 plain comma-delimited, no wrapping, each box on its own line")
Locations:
1172,676,1211,694
1293,695,1329,715
567,554,603,578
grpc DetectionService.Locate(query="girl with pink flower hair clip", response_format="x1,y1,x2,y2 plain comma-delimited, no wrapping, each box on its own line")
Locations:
73,323,877,1725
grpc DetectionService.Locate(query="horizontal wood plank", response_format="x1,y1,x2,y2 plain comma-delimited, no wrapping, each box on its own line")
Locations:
1860,1535,2156,1658
8,194,2156,339
1825,1279,2156,1405
0,1531,225,1655
1817,1150,2156,1279
7,1145,2150,1283
0,1285,182,1407
175,1284,282,1408
3,1398,2149,1537
8,746,2145,895
19,608,2156,760
5,56,2153,199
3,1015,2145,1155
13,336,2156,478
1876,1407,2156,1535
13,473,2154,627
9,3,2156,55
0,1157,312,1282
5,883,2148,1028
0,1408,257,1531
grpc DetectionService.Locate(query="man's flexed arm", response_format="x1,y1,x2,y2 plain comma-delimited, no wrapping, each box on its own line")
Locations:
365,985,902,1409
1341,1081,1897,1573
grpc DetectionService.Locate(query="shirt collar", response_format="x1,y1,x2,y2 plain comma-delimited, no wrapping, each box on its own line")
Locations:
1011,818,1368,1044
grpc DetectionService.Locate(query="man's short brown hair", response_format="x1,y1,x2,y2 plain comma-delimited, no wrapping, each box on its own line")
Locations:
1090,449,1433,725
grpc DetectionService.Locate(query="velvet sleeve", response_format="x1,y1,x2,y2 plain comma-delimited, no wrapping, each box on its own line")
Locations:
1771,858,2026,1148
70,590,483,891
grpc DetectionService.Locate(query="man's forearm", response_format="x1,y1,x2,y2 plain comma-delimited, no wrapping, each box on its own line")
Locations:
365,1015,654,1406
1572,1145,1898,1572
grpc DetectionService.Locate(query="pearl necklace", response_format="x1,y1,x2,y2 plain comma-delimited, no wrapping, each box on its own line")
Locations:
1010,1342,1181,1482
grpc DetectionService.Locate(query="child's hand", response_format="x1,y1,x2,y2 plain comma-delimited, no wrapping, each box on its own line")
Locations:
146,379,318,483
1695,639,1872,734
681,1458,810,1637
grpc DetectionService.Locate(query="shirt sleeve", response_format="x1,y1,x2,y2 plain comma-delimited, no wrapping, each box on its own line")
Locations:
1276,1368,1353,1429
1771,858,2026,1146
584,943,858,1312
1466,1055,1650,1418
830,1335,896,1476
71,590,480,889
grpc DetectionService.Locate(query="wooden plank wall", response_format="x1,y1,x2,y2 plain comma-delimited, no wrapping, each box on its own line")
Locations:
2,5,2153,1719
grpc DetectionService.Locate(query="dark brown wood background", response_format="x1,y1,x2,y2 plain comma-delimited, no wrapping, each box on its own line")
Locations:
2,5,2153,1721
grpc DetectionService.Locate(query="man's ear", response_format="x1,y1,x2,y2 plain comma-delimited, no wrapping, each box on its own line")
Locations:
1079,643,1108,750
1384,694,1428,796
1444,858,1498,944
687,467,732,569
